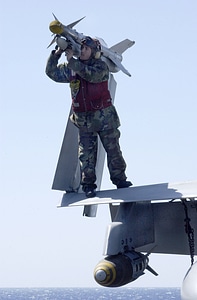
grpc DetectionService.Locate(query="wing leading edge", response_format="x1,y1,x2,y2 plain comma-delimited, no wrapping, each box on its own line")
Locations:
58,180,197,208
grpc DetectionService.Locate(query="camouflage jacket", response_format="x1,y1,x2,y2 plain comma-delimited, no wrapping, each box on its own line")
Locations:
45,51,120,131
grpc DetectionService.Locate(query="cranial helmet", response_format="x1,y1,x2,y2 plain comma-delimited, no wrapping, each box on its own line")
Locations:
81,36,101,59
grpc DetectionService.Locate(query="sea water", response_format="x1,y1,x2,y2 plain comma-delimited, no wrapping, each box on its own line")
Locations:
0,287,181,299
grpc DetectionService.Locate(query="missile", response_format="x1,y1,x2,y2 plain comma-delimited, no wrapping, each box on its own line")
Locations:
47,14,135,76
48,14,84,57
94,251,158,287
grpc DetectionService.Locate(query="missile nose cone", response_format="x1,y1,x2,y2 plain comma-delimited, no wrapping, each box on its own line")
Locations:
94,260,116,287
95,269,107,282
49,20,63,34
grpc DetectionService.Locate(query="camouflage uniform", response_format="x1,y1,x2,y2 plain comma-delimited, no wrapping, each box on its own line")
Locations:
46,50,127,188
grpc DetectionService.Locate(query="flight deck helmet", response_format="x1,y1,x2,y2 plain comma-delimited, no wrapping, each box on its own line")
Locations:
81,36,101,59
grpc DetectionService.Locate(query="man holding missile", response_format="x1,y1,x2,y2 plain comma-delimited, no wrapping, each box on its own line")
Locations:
46,36,132,197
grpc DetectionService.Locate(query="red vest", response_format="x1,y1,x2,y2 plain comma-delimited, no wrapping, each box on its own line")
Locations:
71,77,112,112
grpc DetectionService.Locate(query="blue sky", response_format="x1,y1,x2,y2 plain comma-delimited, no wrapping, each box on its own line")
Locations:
1,0,197,288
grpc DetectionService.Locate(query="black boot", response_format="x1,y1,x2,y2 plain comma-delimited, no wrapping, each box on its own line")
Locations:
116,180,133,189
82,184,97,198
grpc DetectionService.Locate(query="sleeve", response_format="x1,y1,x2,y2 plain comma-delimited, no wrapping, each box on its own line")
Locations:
67,57,109,83
45,51,71,83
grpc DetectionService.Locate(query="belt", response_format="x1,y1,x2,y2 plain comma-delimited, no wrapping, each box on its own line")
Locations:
73,98,112,112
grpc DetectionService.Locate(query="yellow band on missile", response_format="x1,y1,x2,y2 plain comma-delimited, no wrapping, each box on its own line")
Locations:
94,261,116,286
49,20,63,34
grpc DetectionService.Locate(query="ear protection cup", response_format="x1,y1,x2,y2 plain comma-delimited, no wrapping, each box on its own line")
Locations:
94,51,101,59
94,40,101,59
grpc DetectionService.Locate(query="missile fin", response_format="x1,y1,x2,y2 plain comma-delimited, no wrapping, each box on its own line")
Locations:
51,13,85,28
108,55,131,77
52,13,59,21
110,39,135,54
67,16,85,28
47,35,57,48
146,265,158,276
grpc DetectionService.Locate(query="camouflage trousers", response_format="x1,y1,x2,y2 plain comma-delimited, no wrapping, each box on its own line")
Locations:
78,128,127,186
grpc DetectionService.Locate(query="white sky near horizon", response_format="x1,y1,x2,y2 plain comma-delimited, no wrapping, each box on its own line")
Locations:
1,0,197,289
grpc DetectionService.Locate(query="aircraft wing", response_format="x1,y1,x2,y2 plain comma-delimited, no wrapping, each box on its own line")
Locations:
52,107,80,192
59,180,197,255
135,201,197,255
58,180,197,207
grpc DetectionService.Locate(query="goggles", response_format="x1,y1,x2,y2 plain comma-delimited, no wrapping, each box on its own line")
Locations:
81,36,101,51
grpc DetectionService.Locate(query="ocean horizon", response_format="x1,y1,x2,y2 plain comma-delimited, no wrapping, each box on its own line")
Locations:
0,287,181,299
